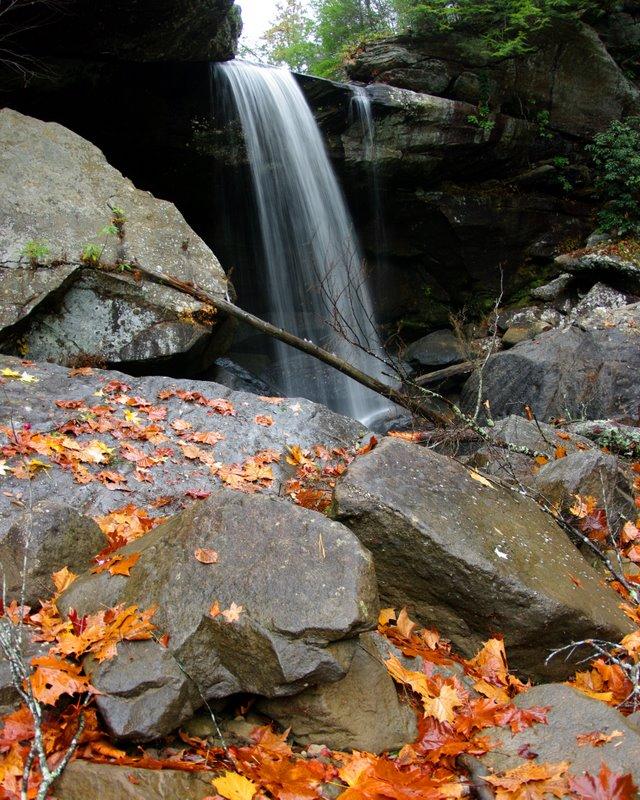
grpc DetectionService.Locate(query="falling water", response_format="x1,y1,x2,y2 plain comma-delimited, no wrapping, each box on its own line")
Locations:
215,61,390,425
349,85,387,297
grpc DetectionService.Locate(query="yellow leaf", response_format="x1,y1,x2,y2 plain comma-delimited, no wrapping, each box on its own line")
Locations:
52,567,77,594
212,771,257,800
468,469,495,489
378,608,396,626
422,684,463,723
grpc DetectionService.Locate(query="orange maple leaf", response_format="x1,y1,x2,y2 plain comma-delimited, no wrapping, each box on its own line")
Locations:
29,655,95,705
484,761,570,800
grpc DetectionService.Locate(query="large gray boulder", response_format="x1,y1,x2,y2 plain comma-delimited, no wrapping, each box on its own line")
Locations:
0,356,369,523
0,502,105,606
59,491,379,741
403,329,465,370
258,632,417,754
556,250,640,294
0,109,233,374
470,416,635,528
481,684,640,782
461,303,640,423
334,437,633,680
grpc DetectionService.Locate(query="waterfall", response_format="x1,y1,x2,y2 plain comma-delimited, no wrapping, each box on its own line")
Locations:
214,61,390,425
349,85,387,298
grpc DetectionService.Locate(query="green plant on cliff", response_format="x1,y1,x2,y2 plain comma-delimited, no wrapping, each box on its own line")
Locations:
395,0,612,59
467,101,495,133
587,116,640,236
21,240,50,267
80,243,103,266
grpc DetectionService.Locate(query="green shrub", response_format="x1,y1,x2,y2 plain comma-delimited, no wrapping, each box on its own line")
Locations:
81,243,103,265
587,116,640,236
396,0,611,59
21,241,50,266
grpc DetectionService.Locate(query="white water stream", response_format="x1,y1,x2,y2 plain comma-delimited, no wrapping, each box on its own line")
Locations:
215,61,391,425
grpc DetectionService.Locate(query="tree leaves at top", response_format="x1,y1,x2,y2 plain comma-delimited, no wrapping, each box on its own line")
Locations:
258,0,397,76
395,0,612,59
257,0,612,77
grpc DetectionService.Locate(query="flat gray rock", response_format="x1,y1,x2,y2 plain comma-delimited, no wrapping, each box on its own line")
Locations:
481,683,640,782
0,356,369,523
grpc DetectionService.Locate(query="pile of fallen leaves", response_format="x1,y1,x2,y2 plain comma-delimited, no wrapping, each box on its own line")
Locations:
283,438,377,513
1,595,637,800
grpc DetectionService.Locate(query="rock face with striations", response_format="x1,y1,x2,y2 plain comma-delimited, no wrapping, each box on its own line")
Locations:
461,302,640,423
345,20,640,138
334,437,633,680
0,109,234,375
59,491,379,741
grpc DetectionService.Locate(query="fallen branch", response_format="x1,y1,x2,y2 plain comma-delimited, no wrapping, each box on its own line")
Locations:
123,265,451,426
414,361,474,387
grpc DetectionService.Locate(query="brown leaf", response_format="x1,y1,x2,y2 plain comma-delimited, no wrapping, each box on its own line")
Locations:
195,548,219,564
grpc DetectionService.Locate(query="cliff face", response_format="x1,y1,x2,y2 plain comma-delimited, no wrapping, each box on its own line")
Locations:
2,0,241,66
293,18,640,330
2,7,638,339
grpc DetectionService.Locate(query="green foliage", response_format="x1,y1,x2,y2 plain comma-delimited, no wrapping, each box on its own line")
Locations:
110,206,126,224
258,0,610,76
467,102,495,133
21,241,50,266
81,243,103,266
259,0,396,76
312,0,396,76
392,0,609,58
99,225,119,238
258,0,318,71
587,116,640,236
552,156,572,192
535,110,553,140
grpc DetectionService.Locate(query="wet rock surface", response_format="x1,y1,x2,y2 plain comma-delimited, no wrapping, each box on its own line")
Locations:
0,356,368,523
257,632,417,754
334,437,633,680
55,761,215,800
59,491,379,741
0,502,105,607
481,684,640,782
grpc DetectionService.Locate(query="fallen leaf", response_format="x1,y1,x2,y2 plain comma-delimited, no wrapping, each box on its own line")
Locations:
212,771,257,800
576,730,623,748
221,602,243,623
378,608,396,626
468,470,495,489
569,762,637,800
195,548,219,564
52,567,77,594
